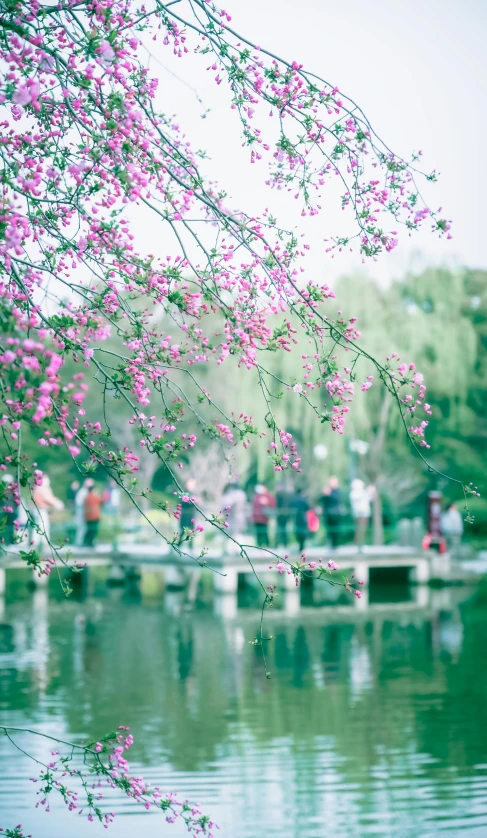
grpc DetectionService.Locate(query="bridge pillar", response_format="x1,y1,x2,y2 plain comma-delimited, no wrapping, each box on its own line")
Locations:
185,569,201,603
214,567,239,594
31,568,49,587
284,571,300,615
354,586,369,610
107,564,126,586
165,565,187,590
353,561,369,588
214,592,238,619
410,558,430,584
69,566,90,597
414,585,430,607
429,552,450,582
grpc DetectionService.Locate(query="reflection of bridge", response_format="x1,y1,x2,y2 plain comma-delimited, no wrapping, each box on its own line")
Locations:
212,585,462,621
0,543,473,616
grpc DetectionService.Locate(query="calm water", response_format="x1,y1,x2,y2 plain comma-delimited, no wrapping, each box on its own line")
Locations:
1,572,487,838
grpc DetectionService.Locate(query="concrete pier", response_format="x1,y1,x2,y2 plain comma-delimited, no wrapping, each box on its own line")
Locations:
213,567,239,594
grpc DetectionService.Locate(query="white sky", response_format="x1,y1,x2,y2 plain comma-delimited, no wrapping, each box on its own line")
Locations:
136,0,487,285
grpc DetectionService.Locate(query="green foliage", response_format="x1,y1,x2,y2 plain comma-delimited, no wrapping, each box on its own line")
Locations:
334,268,487,524
19,267,486,535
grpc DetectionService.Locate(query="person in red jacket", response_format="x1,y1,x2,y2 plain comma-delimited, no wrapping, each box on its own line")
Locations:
251,484,276,547
84,483,104,547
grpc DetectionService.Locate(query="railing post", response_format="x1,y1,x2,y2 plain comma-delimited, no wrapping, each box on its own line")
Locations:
353,561,369,588
410,558,430,584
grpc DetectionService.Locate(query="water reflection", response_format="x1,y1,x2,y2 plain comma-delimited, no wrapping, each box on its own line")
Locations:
0,574,486,837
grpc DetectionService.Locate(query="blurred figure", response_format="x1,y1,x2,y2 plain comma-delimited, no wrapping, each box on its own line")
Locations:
32,474,64,549
84,484,104,547
104,478,121,547
441,502,463,550
75,478,92,546
320,476,343,549
290,486,309,553
275,482,291,547
104,478,121,514
251,484,276,547
350,479,371,547
67,480,80,511
221,482,248,541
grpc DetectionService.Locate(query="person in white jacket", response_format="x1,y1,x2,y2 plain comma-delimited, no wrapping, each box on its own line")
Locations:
350,479,372,547
74,478,93,546
441,502,463,550
221,483,248,552
32,474,64,553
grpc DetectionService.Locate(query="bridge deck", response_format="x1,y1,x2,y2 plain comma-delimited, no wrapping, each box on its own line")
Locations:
0,543,428,571
0,543,463,584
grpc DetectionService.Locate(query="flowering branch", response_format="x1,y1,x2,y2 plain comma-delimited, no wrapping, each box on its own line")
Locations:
1,726,216,835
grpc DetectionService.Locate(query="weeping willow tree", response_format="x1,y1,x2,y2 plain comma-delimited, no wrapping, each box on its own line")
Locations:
327,269,480,536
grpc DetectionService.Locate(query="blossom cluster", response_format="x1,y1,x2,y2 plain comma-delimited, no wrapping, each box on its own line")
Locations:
0,0,448,521
2,728,215,836
268,555,365,597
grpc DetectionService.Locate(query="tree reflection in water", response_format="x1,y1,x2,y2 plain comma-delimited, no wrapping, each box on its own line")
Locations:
0,575,486,837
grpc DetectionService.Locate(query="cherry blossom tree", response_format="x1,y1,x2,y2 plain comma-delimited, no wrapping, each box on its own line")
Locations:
0,0,476,832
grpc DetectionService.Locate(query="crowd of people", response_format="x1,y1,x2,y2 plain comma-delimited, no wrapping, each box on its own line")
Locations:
0,470,464,554
0,474,120,550
243,477,376,551
68,478,120,547
181,476,379,551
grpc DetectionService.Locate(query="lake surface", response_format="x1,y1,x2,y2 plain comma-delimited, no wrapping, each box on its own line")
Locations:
1,572,487,837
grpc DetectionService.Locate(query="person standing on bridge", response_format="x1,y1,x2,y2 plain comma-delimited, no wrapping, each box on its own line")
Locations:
221,482,248,544
67,480,80,512
84,484,104,547
251,484,276,547
289,486,309,554
32,474,64,554
320,476,343,549
441,502,463,551
275,481,292,547
74,478,92,546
